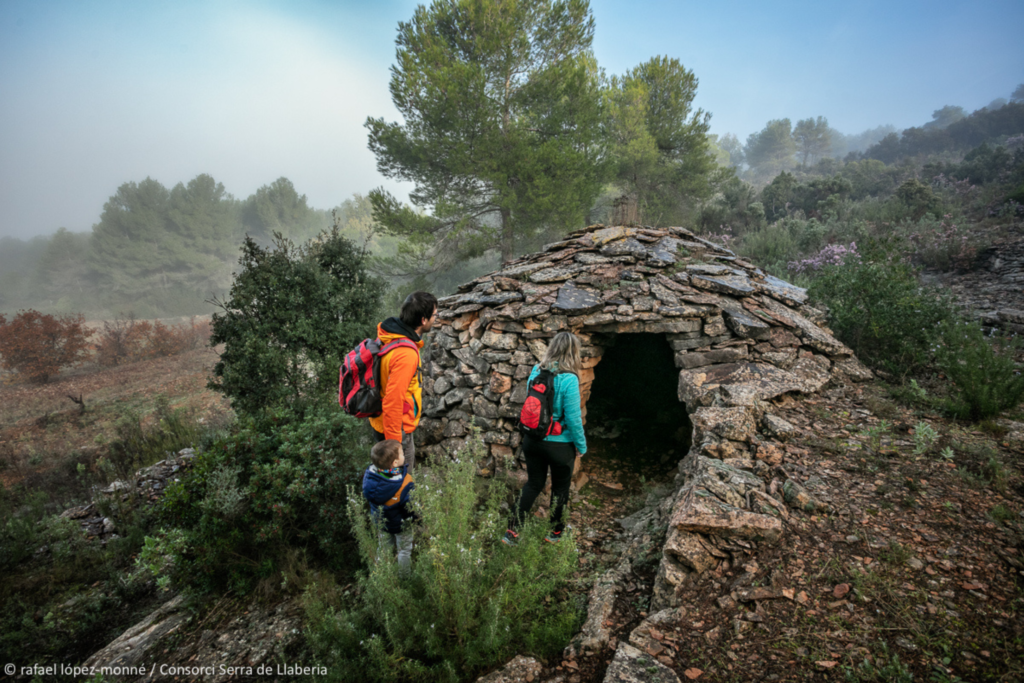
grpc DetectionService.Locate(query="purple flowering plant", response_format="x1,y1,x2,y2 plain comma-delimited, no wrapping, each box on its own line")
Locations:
788,242,860,274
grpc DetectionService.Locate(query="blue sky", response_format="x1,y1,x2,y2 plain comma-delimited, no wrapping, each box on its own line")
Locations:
1,0,1022,239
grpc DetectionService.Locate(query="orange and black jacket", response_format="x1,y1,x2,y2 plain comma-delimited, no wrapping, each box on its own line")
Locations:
368,317,425,441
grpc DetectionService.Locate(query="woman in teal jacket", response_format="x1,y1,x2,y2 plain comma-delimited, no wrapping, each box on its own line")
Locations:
503,331,587,545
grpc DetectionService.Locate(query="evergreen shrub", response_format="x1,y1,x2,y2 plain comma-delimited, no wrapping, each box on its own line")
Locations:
159,400,367,594
808,256,953,377
303,436,581,683
210,227,384,418
937,320,1024,421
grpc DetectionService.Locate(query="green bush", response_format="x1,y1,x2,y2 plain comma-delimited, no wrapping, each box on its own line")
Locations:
738,222,800,273
893,179,940,220
0,488,49,571
808,256,954,377
937,320,1024,421
160,400,368,594
210,227,385,418
303,437,581,683
104,396,204,485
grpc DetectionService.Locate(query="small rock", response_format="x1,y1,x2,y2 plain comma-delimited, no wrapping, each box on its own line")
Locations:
833,583,850,599
907,557,924,570
783,480,822,512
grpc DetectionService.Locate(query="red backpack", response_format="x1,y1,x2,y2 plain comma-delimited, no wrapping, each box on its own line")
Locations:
517,368,564,438
339,338,419,418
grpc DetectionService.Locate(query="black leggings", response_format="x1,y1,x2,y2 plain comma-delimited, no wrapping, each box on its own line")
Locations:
508,435,575,533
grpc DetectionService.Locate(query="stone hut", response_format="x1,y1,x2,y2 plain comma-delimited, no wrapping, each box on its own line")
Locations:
417,224,873,607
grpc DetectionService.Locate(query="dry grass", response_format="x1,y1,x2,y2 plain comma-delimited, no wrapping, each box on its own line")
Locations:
0,344,231,487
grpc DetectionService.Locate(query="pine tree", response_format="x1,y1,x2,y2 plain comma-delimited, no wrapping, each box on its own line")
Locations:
366,0,604,269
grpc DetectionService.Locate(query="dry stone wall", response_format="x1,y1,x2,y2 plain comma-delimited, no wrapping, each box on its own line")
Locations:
422,224,874,617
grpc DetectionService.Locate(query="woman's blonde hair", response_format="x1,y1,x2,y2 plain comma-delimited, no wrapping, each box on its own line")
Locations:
540,331,582,377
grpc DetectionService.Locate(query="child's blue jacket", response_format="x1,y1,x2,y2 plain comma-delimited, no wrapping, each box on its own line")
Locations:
362,464,416,534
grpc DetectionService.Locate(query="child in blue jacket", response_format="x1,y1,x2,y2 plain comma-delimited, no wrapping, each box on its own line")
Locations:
362,439,416,575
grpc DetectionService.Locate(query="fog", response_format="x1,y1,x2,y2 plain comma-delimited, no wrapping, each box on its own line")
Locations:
1,0,1022,241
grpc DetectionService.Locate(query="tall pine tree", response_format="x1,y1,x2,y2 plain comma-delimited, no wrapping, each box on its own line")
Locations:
366,0,604,270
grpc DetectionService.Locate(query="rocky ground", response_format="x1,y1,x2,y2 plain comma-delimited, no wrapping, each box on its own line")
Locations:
59,375,1024,683
530,383,1024,683
927,233,1024,335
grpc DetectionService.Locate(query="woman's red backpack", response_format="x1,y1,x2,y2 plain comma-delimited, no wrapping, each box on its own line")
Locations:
339,338,418,418
517,368,564,438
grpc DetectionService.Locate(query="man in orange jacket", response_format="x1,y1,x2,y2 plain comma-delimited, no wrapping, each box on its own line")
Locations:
368,291,437,470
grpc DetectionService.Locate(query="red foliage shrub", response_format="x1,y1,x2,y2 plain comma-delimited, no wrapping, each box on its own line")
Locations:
0,310,90,383
96,314,212,365
95,314,152,366
146,317,212,357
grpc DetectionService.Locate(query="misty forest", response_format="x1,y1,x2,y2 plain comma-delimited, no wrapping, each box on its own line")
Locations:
2,2,1024,683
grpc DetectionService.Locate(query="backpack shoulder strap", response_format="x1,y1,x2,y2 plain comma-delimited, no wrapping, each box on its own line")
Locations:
384,475,414,507
380,338,419,357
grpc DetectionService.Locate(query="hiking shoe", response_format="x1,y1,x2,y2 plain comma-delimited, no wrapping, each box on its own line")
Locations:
544,530,564,544
501,530,518,546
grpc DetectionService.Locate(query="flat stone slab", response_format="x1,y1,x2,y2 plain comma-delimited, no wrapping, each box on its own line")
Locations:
756,274,809,305
552,282,604,315
497,261,550,279
601,237,649,258
603,643,681,683
575,252,613,265
685,264,736,276
670,488,783,544
691,406,757,443
529,264,584,283
678,362,821,406
723,308,771,339
690,273,756,296
759,297,851,356
675,346,748,369
84,595,188,670
589,225,638,246
475,656,543,683
465,291,523,306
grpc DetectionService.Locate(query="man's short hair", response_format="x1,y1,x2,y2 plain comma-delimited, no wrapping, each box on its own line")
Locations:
400,291,438,329
371,439,403,469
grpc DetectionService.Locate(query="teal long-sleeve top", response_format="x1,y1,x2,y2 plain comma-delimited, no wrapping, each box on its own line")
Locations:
527,365,587,455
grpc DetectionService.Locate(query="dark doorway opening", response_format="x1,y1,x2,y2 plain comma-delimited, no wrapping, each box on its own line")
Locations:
584,334,691,474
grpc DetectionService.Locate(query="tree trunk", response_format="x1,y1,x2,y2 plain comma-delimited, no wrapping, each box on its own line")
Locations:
500,207,513,264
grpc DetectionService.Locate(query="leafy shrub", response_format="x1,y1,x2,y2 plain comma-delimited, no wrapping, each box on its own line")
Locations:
104,396,204,485
147,317,211,357
808,256,954,376
738,222,800,273
893,179,939,220
912,422,940,455
95,313,152,366
303,437,581,683
210,228,385,418
160,400,367,594
936,320,1024,421
96,314,211,366
0,310,89,382
903,215,978,272
0,489,48,571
